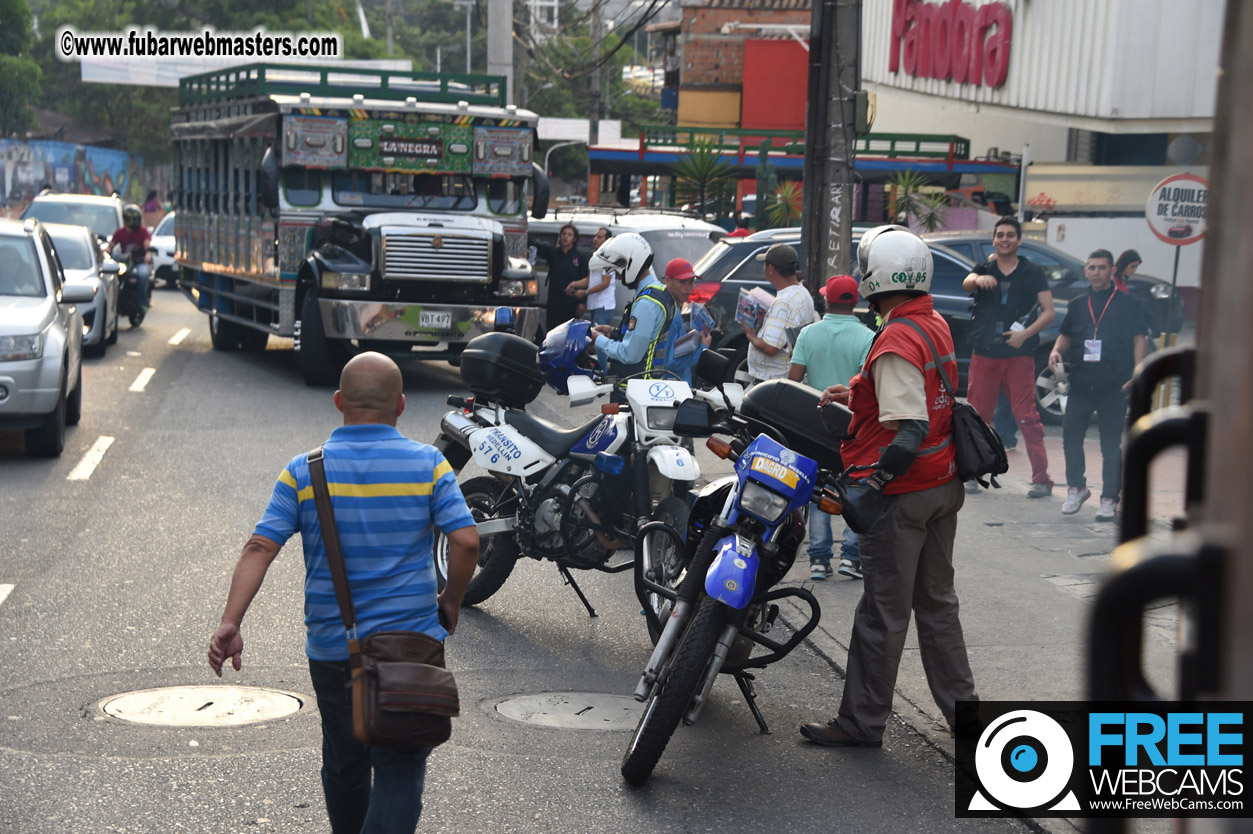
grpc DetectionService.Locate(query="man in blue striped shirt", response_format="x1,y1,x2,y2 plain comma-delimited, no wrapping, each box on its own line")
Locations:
209,351,478,834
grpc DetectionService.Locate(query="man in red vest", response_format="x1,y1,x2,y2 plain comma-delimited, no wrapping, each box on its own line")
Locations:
800,225,977,747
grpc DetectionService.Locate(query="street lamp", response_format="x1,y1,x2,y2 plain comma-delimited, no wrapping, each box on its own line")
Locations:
453,0,473,74
544,140,586,176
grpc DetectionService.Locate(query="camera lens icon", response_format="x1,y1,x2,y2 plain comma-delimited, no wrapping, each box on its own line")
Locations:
970,710,1080,812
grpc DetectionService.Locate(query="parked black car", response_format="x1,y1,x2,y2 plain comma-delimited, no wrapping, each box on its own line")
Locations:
920,231,1184,337
688,227,1073,424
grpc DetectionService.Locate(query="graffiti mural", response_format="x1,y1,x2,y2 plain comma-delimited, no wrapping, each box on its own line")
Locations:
0,140,171,218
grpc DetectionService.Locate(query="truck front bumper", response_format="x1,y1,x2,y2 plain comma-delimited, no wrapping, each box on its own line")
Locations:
320,299,544,345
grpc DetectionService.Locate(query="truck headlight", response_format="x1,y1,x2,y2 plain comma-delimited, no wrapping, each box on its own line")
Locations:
739,481,790,523
322,271,370,291
0,333,44,362
497,280,531,297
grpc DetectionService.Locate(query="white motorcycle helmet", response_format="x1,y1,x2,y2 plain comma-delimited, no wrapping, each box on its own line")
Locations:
590,231,654,289
857,224,934,300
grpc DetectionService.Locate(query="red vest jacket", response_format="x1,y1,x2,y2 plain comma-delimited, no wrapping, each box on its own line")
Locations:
841,295,958,495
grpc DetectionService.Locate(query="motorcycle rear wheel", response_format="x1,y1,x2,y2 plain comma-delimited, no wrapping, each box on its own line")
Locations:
621,596,724,786
435,476,520,607
644,496,690,644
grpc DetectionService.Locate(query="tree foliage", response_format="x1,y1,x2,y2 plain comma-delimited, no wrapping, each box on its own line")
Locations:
0,0,40,137
888,168,949,232
672,139,736,216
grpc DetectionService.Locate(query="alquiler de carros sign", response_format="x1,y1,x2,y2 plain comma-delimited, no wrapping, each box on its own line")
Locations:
1145,173,1208,246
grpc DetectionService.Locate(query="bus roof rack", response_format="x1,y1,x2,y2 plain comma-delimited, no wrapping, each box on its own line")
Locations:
179,63,507,108
551,205,702,219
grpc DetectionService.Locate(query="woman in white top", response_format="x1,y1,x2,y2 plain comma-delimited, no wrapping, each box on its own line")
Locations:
566,227,617,327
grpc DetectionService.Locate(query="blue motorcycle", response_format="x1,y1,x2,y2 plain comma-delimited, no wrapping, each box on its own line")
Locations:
622,362,850,785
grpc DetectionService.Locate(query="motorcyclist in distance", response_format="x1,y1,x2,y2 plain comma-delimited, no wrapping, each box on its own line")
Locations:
109,203,153,312
586,233,710,388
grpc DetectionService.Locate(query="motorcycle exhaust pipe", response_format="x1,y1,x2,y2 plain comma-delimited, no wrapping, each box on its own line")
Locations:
439,410,479,447
572,495,626,551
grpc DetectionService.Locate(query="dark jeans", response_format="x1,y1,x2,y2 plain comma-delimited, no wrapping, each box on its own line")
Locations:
309,659,432,834
1062,384,1127,501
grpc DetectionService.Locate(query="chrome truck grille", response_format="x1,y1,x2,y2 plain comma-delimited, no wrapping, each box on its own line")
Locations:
383,233,491,281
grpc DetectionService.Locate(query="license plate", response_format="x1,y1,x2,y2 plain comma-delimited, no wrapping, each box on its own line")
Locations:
420,311,452,329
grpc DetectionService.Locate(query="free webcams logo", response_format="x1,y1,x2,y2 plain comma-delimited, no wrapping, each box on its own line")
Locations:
955,701,1249,819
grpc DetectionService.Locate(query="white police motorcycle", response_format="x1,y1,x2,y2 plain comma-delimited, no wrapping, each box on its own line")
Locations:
432,319,743,623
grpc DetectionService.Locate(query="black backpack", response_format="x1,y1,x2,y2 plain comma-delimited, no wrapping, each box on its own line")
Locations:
887,318,1009,488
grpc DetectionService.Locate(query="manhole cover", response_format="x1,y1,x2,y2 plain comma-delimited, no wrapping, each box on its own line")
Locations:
496,692,642,730
100,685,304,727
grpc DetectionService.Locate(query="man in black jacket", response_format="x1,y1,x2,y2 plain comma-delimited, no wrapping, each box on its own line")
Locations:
1049,249,1147,522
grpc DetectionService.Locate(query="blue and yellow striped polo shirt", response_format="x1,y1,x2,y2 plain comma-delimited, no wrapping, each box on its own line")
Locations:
253,424,476,662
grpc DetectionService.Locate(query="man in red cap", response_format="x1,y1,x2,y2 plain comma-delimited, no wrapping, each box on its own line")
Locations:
660,257,712,384
789,275,874,580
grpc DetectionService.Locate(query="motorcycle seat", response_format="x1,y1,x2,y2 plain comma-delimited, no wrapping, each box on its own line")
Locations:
504,411,607,459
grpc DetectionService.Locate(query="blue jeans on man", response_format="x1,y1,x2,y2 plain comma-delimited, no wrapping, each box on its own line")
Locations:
993,391,1018,449
807,507,860,578
309,658,432,834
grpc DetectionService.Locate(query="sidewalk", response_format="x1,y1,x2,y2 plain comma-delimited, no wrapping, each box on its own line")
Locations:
779,447,1186,834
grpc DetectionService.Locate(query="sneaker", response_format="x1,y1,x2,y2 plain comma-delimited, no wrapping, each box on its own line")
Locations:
1095,498,1117,522
1061,486,1091,515
810,561,833,581
964,480,980,494
1026,482,1053,499
837,559,863,580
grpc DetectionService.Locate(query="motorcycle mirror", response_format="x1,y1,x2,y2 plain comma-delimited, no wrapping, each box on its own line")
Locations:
259,146,280,209
566,374,600,407
695,348,730,387
673,399,716,436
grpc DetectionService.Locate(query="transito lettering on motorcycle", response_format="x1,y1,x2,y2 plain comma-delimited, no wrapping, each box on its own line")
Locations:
478,428,525,465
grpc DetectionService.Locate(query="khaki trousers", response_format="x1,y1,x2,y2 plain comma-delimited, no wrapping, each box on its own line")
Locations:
836,477,977,741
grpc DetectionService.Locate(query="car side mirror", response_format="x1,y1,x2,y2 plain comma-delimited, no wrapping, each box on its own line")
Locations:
673,398,716,436
259,146,280,209
531,162,550,220
60,284,96,304
101,261,120,275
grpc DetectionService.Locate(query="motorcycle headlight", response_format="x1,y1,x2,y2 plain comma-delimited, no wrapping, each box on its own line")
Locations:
739,480,790,523
0,333,44,362
321,271,370,291
1149,283,1172,300
646,405,679,431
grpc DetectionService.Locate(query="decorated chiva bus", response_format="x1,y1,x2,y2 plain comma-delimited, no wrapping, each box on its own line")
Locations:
171,63,549,384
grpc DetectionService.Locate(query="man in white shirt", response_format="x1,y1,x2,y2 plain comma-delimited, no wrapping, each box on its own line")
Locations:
742,243,816,383
566,227,616,368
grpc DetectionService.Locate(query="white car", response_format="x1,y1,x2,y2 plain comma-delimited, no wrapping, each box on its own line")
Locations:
46,223,119,356
0,218,94,457
150,211,178,287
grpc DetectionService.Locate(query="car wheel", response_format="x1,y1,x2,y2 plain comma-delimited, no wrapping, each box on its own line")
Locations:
209,313,242,351
85,318,106,358
1035,357,1068,426
66,366,82,426
105,300,119,345
26,380,67,458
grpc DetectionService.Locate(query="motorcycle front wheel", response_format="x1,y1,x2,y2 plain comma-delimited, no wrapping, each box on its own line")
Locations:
621,596,724,786
434,475,520,606
643,496,690,644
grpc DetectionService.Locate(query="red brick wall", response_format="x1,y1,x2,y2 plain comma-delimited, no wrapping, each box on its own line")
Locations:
680,6,811,88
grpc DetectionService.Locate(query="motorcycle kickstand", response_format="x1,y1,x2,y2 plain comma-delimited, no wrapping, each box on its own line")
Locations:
556,565,598,618
734,672,771,735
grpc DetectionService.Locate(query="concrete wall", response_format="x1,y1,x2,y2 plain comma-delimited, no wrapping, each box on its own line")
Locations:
676,90,742,128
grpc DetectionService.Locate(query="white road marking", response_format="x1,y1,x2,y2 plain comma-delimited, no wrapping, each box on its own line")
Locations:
169,328,191,345
0,585,12,608
129,368,157,392
126,351,141,356
67,436,116,481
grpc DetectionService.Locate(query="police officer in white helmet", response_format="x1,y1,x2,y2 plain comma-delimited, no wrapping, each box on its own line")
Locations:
800,225,977,748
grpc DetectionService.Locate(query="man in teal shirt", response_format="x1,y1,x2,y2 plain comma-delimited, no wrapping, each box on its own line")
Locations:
789,275,874,581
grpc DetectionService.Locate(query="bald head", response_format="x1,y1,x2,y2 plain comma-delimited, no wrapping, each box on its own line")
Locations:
335,352,405,424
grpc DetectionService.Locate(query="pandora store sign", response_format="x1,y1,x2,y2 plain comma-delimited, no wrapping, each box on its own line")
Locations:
889,0,1013,88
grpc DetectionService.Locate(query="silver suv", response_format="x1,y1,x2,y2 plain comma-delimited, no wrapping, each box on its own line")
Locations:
0,218,94,457
21,192,125,245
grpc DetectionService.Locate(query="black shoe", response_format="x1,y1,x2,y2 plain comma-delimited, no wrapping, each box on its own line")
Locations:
799,720,882,748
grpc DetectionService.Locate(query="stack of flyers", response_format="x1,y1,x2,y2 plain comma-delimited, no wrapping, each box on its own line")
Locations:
688,302,715,334
734,287,775,330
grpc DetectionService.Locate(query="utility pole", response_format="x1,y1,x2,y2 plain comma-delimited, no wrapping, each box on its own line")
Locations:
386,0,394,55
800,0,860,294
588,2,603,147
488,0,515,102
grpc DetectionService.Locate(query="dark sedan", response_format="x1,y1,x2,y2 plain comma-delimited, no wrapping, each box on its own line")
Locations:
920,231,1184,337
688,227,1072,423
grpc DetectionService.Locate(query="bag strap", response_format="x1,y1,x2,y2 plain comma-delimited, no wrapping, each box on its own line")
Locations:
307,447,358,641
883,316,957,396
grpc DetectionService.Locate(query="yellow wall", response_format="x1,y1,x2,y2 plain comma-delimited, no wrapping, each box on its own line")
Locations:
677,91,742,128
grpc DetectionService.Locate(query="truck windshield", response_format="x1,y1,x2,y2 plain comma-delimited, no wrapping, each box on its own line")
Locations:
331,172,477,211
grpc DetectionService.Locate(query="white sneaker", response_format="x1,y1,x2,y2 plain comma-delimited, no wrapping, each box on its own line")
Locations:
1061,487,1091,515
1095,498,1117,522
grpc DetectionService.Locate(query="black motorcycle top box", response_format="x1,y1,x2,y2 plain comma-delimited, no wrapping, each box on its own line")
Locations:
740,379,850,472
459,332,544,407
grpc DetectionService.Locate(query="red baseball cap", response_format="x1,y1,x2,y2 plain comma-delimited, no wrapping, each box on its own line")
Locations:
823,275,859,304
664,258,699,281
